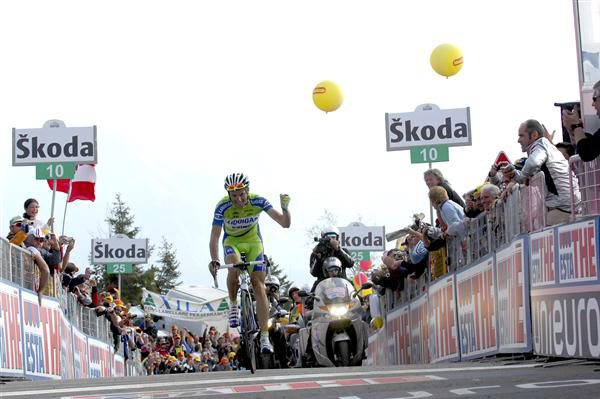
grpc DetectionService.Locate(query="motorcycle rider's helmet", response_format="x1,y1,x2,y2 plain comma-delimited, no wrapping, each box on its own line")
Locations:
321,225,340,240
265,275,280,295
322,257,342,278
288,285,300,299
224,173,250,192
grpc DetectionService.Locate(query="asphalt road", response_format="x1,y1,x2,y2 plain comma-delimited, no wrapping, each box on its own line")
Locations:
3,361,600,399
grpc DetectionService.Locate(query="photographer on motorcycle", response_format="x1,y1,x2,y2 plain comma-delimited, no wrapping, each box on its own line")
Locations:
309,226,354,293
265,274,282,309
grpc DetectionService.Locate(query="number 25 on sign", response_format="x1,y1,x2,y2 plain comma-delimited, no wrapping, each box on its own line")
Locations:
410,145,449,164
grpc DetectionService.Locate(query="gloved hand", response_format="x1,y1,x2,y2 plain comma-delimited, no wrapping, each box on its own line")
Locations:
280,194,290,211
208,260,220,278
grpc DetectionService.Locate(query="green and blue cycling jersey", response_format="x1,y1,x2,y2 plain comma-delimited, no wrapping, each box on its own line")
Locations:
212,194,272,272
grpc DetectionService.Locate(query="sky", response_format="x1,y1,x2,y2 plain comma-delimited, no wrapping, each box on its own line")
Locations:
0,1,582,292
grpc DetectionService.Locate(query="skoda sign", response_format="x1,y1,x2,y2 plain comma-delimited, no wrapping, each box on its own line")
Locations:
385,106,471,151
92,237,149,264
339,222,385,251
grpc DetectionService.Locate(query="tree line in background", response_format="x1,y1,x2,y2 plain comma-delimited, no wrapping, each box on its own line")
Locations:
93,194,182,305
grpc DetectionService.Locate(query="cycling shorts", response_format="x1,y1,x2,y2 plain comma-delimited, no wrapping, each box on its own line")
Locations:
223,235,266,274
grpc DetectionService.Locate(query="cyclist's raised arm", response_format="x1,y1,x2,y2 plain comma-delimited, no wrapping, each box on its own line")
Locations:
265,194,291,228
209,225,222,262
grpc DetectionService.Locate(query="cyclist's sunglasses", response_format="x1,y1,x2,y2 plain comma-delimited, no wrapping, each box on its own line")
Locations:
593,95,598,103
226,183,246,191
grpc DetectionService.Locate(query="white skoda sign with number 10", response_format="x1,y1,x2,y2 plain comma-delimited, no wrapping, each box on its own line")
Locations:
91,237,149,264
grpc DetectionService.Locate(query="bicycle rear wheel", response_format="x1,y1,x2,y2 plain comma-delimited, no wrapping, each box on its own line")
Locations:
241,290,257,373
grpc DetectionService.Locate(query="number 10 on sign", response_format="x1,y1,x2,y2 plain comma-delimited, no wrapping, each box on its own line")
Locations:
410,145,449,164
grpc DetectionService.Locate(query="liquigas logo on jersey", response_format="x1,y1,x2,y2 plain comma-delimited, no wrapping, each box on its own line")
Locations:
339,222,385,251
385,107,471,151
91,237,149,264
12,123,97,166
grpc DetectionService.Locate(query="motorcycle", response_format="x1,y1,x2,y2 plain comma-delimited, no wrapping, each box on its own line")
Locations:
297,278,371,367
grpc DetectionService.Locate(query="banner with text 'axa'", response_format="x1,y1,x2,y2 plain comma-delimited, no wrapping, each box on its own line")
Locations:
531,217,600,358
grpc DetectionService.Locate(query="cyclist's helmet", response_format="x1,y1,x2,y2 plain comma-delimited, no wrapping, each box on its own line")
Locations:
265,275,280,294
224,173,250,192
321,225,340,240
322,256,342,278
288,285,300,299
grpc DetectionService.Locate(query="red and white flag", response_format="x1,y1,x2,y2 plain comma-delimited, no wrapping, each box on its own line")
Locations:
47,164,96,202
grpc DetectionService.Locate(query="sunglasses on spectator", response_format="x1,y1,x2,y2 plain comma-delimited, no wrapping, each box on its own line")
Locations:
593,96,598,103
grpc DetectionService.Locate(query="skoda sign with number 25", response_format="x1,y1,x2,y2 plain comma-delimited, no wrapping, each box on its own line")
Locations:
92,238,149,264
385,107,471,151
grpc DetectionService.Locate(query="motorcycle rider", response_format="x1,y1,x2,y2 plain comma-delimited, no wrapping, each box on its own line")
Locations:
309,226,354,293
265,274,282,307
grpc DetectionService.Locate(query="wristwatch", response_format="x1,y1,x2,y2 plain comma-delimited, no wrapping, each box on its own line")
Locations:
570,122,584,131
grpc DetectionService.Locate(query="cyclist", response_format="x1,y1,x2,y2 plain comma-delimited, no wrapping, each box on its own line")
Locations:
208,173,291,354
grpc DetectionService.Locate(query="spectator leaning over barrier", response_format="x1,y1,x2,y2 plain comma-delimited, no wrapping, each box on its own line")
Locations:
563,79,600,162
22,198,54,230
428,186,467,239
556,142,575,161
7,216,28,247
424,169,466,209
463,190,483,218
517,119,581,226
23,226,50,305
480,184,500,211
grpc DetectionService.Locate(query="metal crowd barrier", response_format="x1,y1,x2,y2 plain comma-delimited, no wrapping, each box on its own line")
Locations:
521,171,547,231
569,154,600,219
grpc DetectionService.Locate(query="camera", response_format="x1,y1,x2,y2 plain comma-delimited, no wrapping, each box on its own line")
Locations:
20,223,30,233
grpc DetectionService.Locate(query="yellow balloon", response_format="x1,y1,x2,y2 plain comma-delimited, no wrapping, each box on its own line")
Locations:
312,80,343,112
430,43,464,78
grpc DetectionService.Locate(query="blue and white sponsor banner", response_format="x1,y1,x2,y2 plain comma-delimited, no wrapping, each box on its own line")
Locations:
427,274,460,363
531,217,600,358
21,291,61,379
0,280,24,377
456,256,498,360
113,353,125,377
59,309,74,380
495,237,532,353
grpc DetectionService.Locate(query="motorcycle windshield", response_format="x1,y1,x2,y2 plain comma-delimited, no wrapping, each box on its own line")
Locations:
314,277,355,306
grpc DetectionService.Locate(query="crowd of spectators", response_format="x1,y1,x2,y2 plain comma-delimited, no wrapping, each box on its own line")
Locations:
369,80,600,300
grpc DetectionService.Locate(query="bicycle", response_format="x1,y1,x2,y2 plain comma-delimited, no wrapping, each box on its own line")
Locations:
213,254,264,374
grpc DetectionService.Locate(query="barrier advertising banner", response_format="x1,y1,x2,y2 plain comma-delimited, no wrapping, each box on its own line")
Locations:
0,281,23,376
495,238,532,352
88,337,111,378
113,354,125,377
59,310,74,380
456,256,498,360
72,326,89,379
410,293,429,363
531,217,600,358
21,291,61,379
530,228,556,288
386,304,410,365
366,328,388,366
428,275,460,362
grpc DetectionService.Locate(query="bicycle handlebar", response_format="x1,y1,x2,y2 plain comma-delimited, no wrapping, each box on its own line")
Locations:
211,261,265,288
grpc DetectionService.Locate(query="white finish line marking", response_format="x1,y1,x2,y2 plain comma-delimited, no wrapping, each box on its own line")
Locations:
2,364,538,397
57,376,443,399
449,385,501,395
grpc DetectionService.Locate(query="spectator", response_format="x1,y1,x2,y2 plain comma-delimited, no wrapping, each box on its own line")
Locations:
23,226,50,305
22,198,53,229
62,263,79,289
424,169,465,208
428,186,466,239
68,267,95,293
556,142,575,161
516,119,580,226
480,184,500,211
563,79,600,161
463,190,483,218
7,216,27,247
170,334,186,357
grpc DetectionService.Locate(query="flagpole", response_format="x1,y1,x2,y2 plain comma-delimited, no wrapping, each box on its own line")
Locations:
61,178,73,236
50,180,57,233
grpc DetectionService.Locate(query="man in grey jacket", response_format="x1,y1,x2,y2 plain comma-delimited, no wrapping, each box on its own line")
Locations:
517,119,580,226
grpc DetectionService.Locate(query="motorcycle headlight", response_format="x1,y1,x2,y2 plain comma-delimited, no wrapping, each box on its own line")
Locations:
329,305,348,317
268,318,273,328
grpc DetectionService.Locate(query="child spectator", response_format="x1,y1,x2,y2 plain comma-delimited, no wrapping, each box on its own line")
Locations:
22,198,53,229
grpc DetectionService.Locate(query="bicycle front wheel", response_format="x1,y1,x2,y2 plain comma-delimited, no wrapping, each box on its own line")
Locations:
241,290,257,373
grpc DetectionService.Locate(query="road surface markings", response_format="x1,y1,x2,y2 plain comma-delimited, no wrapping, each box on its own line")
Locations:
56,375,444,399
516,379,600,389
2,364,537,397
449,385,501,395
